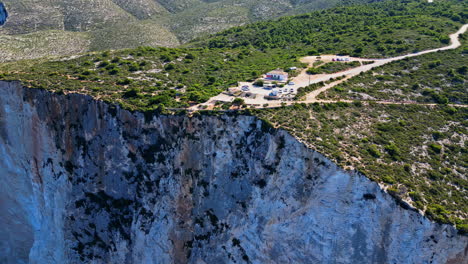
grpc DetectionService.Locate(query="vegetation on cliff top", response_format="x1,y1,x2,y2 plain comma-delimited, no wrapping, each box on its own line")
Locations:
0,47,303,109
0,0,465,110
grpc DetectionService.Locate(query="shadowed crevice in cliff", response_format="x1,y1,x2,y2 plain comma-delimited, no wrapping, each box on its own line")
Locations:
0,81,466,264
0,2,7,26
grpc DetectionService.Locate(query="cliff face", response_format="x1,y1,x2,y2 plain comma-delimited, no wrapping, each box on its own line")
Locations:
0,3,7,25
0,81,466,264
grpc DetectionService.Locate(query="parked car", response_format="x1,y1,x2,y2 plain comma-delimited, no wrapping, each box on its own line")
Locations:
288,82,295,85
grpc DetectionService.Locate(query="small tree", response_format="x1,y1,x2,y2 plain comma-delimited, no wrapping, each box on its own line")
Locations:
207,76,216,84
306,68,321,75
254,80,264,87
232,98,245,106
164,64,175,71
384,143,401,160
123,88,140,98
109,68,120,75
307,49,319,56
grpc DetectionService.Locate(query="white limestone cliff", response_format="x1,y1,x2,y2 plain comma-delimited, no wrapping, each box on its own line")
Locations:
0,81,466,264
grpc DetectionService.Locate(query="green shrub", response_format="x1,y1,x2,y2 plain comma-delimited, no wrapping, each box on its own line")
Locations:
117,78,132,85
409,191,422,202
122,88,140,98
429,143,442,154
98,61,109,68
232,98,245,106
254,80,264,87
384,143,401,160
382,175,396,184
109,69,120,75
165,64,175,71
128,63,140,72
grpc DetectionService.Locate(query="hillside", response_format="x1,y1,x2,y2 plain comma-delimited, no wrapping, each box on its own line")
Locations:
0,0,465,108
190,0,465,57
0,0,383,62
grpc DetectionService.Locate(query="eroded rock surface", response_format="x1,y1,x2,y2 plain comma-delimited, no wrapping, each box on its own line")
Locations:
0,81,466,264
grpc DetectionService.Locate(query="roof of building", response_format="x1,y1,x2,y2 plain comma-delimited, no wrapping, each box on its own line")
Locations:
267,69,288,75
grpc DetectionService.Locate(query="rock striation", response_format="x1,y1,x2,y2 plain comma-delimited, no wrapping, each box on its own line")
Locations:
0,80,466,264
0,2,7,25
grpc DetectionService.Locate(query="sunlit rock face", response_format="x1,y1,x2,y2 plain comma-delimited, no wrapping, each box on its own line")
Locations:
0,2,7,25
0,80,466,264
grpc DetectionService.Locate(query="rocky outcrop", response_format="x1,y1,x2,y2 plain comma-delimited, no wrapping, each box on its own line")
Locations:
0,2,7,25
0,80,466,264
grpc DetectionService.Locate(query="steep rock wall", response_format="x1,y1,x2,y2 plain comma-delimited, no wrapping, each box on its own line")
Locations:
0,81,466,264
0,2,7,25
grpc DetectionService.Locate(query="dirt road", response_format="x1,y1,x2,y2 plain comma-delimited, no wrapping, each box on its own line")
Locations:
301,23,467,102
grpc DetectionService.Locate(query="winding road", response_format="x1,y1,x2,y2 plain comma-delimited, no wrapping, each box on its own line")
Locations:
303,23,467,104
195,23,467,110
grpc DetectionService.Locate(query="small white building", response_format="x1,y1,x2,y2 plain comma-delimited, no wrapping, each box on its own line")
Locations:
265,69,289,81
